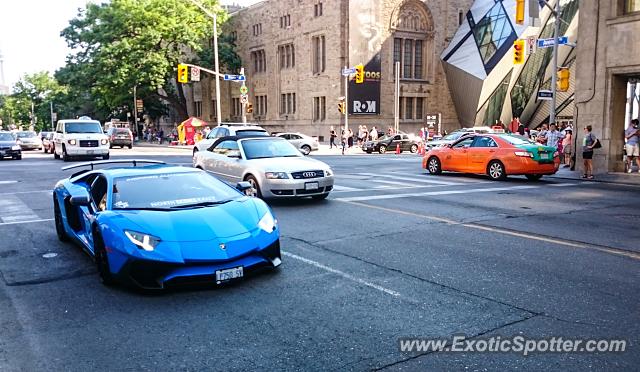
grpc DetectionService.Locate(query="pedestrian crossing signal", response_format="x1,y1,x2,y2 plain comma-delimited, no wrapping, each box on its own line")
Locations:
177,64,188,83
513,40,525,65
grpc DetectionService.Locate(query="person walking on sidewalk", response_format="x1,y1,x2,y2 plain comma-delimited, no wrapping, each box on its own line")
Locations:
582,125,597,179
562,128,572,167
329,126,337,149
341,129,348,155
624,118,640,173
546,123,564,149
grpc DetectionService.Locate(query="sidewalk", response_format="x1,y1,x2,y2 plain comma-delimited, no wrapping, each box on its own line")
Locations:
548,166,640,186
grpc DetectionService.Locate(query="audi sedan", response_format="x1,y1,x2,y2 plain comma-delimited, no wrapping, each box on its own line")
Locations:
193,136,334,200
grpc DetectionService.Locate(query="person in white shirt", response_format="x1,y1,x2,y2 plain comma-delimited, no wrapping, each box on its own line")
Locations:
370,126,378,141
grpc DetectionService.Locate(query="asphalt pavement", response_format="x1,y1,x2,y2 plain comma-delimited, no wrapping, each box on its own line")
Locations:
0,146,639,371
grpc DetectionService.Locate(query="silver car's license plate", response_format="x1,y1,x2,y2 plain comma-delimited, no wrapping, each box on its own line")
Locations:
216,266,244,283
305,182,319,190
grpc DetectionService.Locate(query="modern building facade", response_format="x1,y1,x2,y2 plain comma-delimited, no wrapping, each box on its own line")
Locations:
441,0,579,130
183,0,475,138
574,0,640,173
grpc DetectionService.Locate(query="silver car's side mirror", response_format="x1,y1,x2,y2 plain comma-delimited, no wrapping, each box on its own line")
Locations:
227,150,241,158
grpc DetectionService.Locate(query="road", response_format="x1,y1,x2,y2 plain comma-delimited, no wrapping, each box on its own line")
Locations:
1,146,639,371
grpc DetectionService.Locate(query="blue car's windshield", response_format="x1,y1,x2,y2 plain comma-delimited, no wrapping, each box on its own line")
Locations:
0,133,15,141
64,122,103,134
112,172,240,209
242,139,302,159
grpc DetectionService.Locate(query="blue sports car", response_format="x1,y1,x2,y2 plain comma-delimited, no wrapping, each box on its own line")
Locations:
53,160,281,289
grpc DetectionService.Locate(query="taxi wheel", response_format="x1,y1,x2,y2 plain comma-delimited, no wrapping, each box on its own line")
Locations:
487,161,507,181
525,174,543,181
379,145,387,154
427,156,442,175
410,144,418,153
244,175,262,198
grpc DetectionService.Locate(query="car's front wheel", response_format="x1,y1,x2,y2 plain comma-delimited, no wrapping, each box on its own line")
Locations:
410,144,418,153
487,160,507,181
427,156,442,174
102,154,109,160
53,145,60,159
300,145,311,155
54,196,69,242
62,146,70,162
94,229,115,286
379,145,387,154
244,175,262,198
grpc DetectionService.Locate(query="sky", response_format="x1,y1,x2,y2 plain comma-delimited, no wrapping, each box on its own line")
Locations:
0,0,261,89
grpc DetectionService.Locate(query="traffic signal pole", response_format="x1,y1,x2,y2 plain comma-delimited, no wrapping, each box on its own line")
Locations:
550,0,560,124
344,65,348,132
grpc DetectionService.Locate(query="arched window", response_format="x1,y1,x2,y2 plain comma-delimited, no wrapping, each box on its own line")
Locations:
390,1,434,81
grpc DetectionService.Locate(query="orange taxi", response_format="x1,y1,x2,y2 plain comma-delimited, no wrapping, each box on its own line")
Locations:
422,133,561,181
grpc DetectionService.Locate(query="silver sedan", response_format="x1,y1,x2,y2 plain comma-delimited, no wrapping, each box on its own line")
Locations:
193,136,334,200
274,132,319,155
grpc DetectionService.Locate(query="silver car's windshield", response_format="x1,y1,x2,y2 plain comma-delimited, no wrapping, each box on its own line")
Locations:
242,139,302,159
17,131,37,138
112,172,240,209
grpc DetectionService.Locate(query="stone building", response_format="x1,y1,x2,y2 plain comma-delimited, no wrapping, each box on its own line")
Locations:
574,0,640,173
184,0,474,139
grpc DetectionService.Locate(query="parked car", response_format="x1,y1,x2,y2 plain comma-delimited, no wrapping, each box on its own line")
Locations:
0,131,22,160
423,133,560,181
193,136,334,200
106,127,133,149
274,132,319,155
193,122,269,156
362,133,421,154
424,127,496,152
52,117,110,161
15,131,42,151
54,159,281,289
42,132,55,153
39,131,53,142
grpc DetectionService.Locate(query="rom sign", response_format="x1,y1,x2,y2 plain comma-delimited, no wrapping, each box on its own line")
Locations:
352,100,377,114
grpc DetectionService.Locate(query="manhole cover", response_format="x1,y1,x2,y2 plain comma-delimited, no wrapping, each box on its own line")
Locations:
42,252,58,259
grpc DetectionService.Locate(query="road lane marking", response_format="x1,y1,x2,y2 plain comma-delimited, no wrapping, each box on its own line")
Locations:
0,190,50,195
282,251,402,297
335,185,538,202
338,201,640,261
357,172,460,186
332,185,363,192
0,218,54,226
548,183,578,187
0,180,18,184
0,195,40,223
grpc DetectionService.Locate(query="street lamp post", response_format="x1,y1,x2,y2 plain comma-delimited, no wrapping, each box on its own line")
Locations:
549,0,560,125
188,0,222,126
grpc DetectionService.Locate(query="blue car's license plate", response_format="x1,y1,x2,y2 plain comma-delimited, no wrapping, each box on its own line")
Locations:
216,266,244,283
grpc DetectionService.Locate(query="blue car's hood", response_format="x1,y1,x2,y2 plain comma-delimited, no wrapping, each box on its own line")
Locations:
115,198,262,242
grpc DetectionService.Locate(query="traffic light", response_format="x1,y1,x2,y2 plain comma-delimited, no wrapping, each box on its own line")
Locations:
557,67,570,92
338,102,346,114
354,64,364,84
177,64,188,83
246,103,253,114
515,0,525,25
513,40,525,65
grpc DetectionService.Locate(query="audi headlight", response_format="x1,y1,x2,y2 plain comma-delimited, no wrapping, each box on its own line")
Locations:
124,230,161,251
258,212,277,233
265,172,289,179
325,168,333,177
16,140,22,145
101,138,109,145
68,139,77,145
11,145,20,150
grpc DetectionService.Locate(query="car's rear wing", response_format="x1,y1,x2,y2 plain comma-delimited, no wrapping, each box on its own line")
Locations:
61,159,166,171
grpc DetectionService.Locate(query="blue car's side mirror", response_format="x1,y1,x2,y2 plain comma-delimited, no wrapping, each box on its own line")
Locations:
236,181,252,193
69,190,91,206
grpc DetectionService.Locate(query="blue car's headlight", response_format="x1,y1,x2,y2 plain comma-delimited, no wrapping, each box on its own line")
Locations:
258,212,277,233
124,230,161,251
265,172,289,179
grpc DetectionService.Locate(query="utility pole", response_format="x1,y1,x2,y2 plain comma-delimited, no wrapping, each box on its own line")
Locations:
50,101,54,131
343,65,348,132
394,61,400,133
31,101,35,128
133,85,138,134
549,0,560,124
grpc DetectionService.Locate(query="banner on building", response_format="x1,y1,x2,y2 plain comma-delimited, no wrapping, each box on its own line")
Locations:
348,0,382,115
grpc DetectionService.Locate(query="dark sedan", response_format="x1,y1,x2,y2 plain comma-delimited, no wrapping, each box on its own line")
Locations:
0,132,22,160
362,133,421,154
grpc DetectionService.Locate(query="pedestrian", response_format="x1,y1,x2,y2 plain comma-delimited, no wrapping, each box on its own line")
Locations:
348,129,354,148
562,128,572,167
329,126,337,149
582,125,598,179
517,123,525,136
341,129,348,155
545,123,564,149
370,126,378,141
537,123,549,144
157,128,164,144
624,118,640,173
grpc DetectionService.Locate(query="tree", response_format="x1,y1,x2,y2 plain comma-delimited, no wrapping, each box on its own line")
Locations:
60,0,233,121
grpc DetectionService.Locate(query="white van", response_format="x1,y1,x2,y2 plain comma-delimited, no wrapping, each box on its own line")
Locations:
53,117,110,161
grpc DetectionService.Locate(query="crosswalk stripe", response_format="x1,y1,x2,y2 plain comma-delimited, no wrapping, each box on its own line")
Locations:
332,185,363,192
0,194,40,223
334,185,538,202
356,172,460,185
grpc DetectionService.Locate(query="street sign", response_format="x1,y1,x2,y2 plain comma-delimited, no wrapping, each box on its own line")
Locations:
51,112,57,121
537,36,568,48
341,67,356,76
537,90,553,100
526,36,537,54
191,66,200,82
239,85,248,95
240,95,249,104
224,74,246,81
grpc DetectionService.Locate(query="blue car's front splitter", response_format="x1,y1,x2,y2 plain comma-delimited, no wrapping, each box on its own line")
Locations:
116,239,281,290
